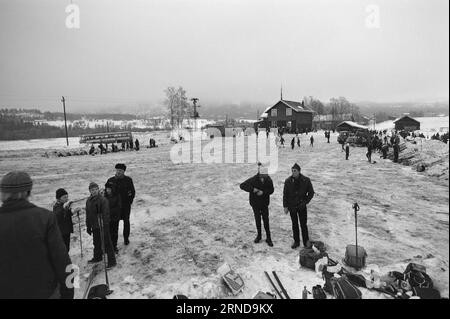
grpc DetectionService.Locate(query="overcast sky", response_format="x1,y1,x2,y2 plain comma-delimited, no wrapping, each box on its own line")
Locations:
0,0,448,112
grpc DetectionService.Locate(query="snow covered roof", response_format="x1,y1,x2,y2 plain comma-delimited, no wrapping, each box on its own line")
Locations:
337,121,369,130
393,115,420,124
261,99,313,117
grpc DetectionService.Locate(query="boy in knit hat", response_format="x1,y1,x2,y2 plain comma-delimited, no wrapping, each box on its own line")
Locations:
0,171,74,299
85,182,116,267
53,188,74,252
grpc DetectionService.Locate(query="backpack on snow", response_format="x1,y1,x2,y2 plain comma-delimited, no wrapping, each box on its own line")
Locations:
404,263,433,289
312,285,327,299
300,248,329,270
322,268,362,299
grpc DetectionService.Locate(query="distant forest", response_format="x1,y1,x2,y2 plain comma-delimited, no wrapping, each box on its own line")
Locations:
0,112,155,141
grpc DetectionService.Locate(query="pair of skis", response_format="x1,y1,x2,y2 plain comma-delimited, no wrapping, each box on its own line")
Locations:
264,271,290,299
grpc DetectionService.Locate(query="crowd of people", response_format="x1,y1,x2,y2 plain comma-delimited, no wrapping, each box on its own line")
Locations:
89,139,141,155
0,163,135,299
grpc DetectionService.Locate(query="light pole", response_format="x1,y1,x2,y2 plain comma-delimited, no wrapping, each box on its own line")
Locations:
61,96,69,146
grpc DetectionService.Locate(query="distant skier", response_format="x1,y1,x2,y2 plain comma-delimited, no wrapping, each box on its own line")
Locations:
280,135,285,148
345,143,350,160
240,163,274,247
135,139,140,151
0,171,74,299
291,137,295,150
310,135,314,147
53,188,74,252
366,143,372,163
296,135,301,148
326,131,330,143
393,142,400,163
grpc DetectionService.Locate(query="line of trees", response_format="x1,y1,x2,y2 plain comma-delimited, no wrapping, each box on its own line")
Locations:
0,115,157,141
303,96,362,121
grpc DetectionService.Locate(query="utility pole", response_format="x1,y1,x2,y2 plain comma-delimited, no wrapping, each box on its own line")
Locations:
61,96,69,146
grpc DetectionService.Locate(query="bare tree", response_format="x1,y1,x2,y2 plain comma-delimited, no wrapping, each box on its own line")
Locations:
164,86,189,128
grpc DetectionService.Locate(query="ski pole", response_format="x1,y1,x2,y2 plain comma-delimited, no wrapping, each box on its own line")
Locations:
77,210,83,258
352,202,360,259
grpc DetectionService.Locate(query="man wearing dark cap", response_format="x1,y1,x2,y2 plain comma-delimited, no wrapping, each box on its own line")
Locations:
0,171,74,299
85,182,116,267
53,188,74,252
106,163,135,245
240,163,274,247
283,163,315,249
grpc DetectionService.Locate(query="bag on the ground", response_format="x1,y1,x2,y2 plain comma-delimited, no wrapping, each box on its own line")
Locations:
253,291,277,299
87,284,109,299
412,287,441,299
343,273,367,288
330,276,363,299
307,240,326,253
312,285,327,299
300,248,328,270
404,264,433,289
344,244,367,269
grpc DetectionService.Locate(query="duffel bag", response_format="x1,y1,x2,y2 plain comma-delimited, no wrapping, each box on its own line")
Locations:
344,244,367,269
300,248,328,270
330,276,362,299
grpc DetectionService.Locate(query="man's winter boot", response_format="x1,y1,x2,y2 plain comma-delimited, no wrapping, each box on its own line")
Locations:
124,238,130,245
254,235,262,244
291,242,300,249
266,238,273,247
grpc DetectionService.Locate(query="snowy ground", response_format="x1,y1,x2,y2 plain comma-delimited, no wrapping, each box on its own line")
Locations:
0,131,448,299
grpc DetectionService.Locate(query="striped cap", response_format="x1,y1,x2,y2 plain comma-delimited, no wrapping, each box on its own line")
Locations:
0,171,33,193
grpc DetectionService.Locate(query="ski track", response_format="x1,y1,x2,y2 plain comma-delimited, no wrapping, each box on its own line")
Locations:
0,132,448,299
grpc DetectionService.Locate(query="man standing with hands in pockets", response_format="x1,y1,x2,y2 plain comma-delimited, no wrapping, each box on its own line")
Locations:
283,163,315,249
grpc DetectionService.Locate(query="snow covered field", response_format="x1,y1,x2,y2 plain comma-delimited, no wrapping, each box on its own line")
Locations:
0,130,448,299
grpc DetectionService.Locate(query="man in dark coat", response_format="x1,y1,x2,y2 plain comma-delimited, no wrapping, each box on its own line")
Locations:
106,163,135,245
53,188,74,252
310,135,314,147
283,163,315,249
240,163,274,247
0,171,74,299
105,182,122,253
135,139,140,151
345,142,350,160
291,137,295,150
85,182,116,267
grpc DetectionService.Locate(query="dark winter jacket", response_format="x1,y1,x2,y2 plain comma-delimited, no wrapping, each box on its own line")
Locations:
283,174,315,209
240,174,274,208
0,199,74,299
105,192,122,222
106,175,135,208
85,195,110,230
53,201,74,235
